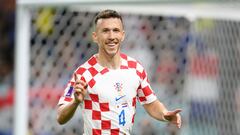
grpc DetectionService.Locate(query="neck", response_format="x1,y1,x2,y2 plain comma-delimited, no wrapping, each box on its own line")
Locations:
96,52,121,69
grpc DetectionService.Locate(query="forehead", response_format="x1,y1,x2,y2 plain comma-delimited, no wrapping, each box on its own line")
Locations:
96,18,123,29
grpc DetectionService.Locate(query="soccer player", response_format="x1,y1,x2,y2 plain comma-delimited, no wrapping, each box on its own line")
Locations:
57,9,181,135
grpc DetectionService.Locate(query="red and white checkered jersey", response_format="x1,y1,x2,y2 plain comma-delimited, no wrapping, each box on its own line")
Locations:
58,53,157,135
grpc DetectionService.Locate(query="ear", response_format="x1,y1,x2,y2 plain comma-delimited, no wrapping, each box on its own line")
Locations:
121,31,125,42
92,31,98,43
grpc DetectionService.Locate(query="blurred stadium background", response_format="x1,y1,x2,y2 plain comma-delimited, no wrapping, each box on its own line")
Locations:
1,0,240,135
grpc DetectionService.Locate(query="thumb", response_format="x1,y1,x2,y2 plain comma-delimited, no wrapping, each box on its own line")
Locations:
163,109,181,122
165,109,182,116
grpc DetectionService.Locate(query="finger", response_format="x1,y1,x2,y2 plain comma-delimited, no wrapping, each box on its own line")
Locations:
79,80,88,89
75,85,86,91
177,114,181,128
75,81,87,90
74,87,82,93
74,92,84,101
74,91,82,96
179,118,181,128
177,121,181,129
74,73,81,85
74,73,79,81
172,109,182,114
170,117,181,128
74,88,84,97
74,73,87,88
174,114,181,128
166,109,182,116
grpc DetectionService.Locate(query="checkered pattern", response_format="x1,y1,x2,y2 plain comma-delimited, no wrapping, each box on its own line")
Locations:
58,53,157,135
120,54,156,104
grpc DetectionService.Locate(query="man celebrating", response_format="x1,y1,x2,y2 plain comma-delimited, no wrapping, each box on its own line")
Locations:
57,9,181,135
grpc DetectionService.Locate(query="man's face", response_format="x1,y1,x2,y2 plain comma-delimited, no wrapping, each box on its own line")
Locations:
92,18,125,57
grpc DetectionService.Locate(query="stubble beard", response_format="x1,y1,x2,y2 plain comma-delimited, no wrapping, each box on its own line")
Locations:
103,45,120,58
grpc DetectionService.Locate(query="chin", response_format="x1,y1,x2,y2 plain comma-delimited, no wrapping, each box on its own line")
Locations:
107,53,117,57
106,49,119,56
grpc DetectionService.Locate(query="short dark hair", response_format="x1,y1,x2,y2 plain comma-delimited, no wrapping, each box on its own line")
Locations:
94,9,123,25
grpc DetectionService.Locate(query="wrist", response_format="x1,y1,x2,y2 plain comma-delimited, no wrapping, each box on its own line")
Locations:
162,116,169,122
162,110,169,122
72,98,81,105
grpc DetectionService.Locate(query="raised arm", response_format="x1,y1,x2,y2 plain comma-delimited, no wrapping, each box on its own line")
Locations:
57,73,87,125
57,99,81,125
143,100,182,128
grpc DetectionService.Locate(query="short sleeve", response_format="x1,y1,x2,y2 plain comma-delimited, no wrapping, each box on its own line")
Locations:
58,68,86,105
137,69,157,105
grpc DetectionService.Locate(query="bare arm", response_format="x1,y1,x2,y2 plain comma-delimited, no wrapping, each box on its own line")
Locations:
143,100,168,121
143,100,182,128
57,100,80,125
57,73,88,125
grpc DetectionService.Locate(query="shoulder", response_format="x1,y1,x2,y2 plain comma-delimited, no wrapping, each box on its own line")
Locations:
120,53,146,80
74,55,97,75
121,53,144,69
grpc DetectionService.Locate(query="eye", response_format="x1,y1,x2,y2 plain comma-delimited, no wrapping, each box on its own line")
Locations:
102,28,110,33
113,28,120,32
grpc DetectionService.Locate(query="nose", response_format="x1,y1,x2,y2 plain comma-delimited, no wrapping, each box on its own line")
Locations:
108,30,114,39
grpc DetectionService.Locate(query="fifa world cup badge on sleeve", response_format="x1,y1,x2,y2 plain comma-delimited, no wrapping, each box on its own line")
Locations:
65,86,74,97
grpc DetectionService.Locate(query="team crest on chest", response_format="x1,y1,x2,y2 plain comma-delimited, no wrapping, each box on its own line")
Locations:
114,82,125,99
114,82,123,92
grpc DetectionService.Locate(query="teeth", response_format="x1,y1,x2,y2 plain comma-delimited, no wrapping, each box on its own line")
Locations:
107,43,115,46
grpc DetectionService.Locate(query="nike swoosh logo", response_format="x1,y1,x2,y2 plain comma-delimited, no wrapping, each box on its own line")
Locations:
115,95,126,101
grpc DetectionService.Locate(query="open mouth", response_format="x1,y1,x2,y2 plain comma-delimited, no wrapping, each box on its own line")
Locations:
107,44,115,47
106,42,117,47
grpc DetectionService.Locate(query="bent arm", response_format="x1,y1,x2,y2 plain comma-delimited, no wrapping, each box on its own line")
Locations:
57,100,80,125
143,100,182,128
57,73,87,125
143,100,168,121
